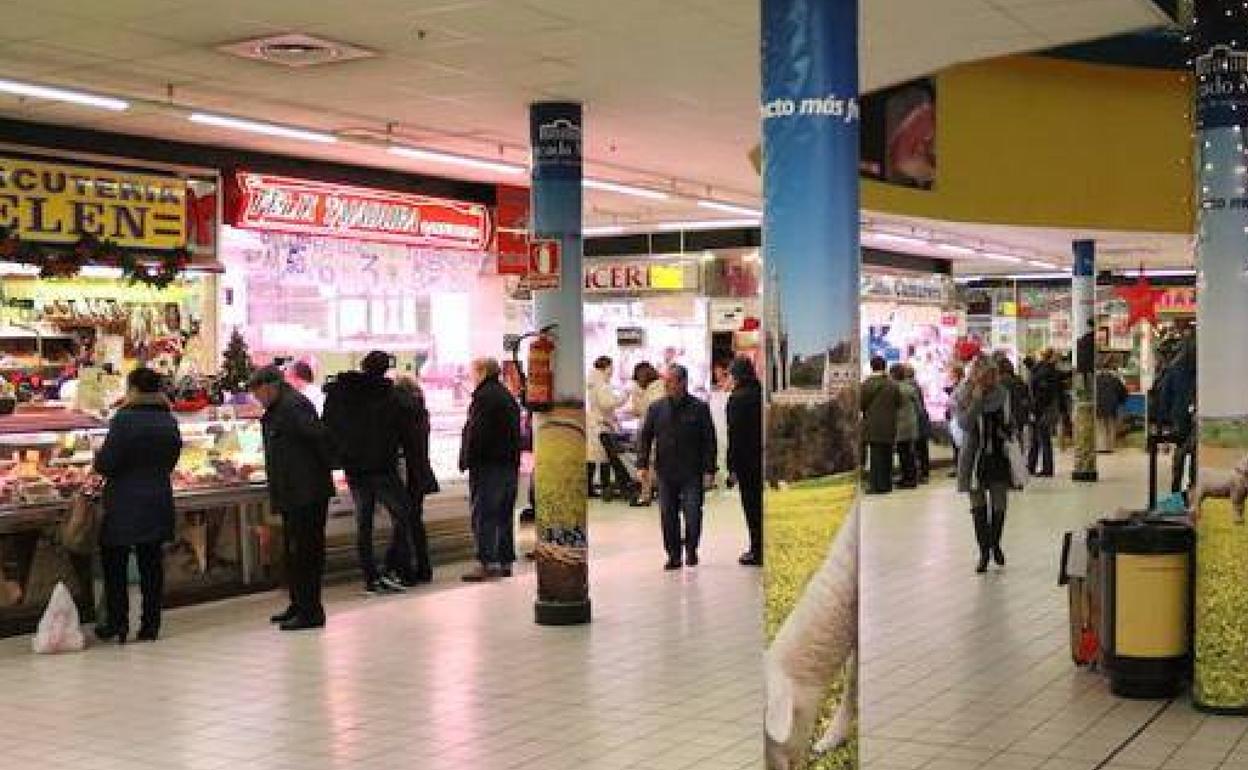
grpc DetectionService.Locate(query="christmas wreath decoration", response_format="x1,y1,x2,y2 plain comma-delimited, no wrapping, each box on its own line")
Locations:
0,227,191,289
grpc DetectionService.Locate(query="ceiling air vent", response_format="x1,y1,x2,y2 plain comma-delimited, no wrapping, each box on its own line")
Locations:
217,34,377,68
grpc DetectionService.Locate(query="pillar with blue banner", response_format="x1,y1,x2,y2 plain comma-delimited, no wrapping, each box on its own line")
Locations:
1192,0,1248,714
529,101,591,626
1071,239,1098,482
760,0,860,767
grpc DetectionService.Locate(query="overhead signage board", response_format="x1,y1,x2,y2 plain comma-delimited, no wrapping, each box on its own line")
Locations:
583,260,699,293
230,172,492,251
0,156,187,250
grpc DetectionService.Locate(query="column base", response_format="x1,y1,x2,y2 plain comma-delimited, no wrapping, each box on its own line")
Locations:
535,599,592,626
1072,470,1099,483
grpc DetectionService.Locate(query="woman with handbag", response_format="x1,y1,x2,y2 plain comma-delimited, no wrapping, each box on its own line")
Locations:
93,367,183,643
954,356,1017,574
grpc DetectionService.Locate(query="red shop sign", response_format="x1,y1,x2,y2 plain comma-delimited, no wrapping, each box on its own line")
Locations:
1156,286,1196,315
228,172,492,250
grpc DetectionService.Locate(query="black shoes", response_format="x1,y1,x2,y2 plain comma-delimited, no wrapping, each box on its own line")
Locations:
94,623,127,645
270,606,298,624
135,626,159,643
365,576,405,594
739,552,763,567
663,558,682,571
976,552,990,574
685,549,699,567
280,617,325,632
992,545,1007,566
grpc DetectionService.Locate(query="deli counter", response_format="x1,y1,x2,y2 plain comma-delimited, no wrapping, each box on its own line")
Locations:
0,403,475,637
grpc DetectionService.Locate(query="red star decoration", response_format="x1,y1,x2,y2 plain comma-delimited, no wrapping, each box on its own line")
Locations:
1114,274,1165,328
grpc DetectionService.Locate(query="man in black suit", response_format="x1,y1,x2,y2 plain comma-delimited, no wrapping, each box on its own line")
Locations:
636,364,717,571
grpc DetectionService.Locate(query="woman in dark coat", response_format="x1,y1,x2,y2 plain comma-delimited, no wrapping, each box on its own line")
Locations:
955,357,1016,574
726,357,763,566
393,375,440,583
94,367,183,643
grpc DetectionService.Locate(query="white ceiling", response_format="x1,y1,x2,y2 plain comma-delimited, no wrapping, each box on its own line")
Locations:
0,0,1170,225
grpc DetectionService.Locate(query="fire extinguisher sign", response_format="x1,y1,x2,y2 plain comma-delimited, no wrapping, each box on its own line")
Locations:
524,239,562,291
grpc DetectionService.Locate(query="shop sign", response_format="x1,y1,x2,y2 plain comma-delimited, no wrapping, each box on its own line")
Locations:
229,173,491,251
861,272,947,303
493,184,530,274
1157,286,1196,315
584,261,698,293
524,239,561,291
616,327,645,347
0,156,186,250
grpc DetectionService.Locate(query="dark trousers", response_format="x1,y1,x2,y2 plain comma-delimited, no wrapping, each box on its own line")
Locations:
281,501,327,622
868,442,894,493
737,467,763,557
100,541,163,632
469,464,519,566
916,438,930,480
896,441,917,487
1028,426,1055,475
348,472,415,583
387,492,430,580
658,476,705,559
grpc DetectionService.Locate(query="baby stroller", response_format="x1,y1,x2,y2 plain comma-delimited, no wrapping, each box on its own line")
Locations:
599,431,642,503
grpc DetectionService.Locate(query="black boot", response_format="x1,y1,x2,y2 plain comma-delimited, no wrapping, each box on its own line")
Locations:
971,506,990,574
990,509,1007,567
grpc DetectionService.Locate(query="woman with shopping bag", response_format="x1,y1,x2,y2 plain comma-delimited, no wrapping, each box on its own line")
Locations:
93,367,183,644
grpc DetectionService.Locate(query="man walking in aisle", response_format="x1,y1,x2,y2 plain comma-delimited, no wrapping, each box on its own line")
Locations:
459,357,522,581
726,356,763,566
249,367,335,631
861,356,900,494
322,351,421,594
636,363,717,571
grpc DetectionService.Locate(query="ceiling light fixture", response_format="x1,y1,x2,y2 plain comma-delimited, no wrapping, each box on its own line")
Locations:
1027,260,1061,269
388,145,525,175
188,112,338,143
977,252,1024,264
0,77,129,111
583,179,670,200
656,218,759,231
697,199,761,217
583,225,628,237
937,243,976,256
864,232,931,248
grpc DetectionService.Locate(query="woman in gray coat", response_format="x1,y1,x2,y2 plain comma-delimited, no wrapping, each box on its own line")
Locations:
891,363,919,489
955,357,1016,574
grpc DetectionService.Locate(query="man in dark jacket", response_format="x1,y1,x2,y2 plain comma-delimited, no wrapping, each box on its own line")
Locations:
94,367,183,644
637,363,717,570
1157,334,1197,492
459,357,522,581
322,351,420,594
1095,368,1129,453
1028,349,1063,477
726,357,763,567
860,356,900,494
250,367,335,631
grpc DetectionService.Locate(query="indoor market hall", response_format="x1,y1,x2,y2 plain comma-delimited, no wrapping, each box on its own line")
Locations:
0,1,1243,770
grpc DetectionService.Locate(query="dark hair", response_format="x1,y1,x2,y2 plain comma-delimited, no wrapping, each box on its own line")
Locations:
997,357,1016,377
870,355,887,372
362,350,392,376
729,356,757,383
889,363,906,381
633,362,659,386
291,362,314,384
593,355,613,371
127,367,163,394
667,363,689,384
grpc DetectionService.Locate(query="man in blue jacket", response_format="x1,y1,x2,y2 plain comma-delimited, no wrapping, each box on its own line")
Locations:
637,364,717,571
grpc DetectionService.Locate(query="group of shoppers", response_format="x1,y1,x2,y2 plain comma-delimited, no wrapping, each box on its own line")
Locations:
860,356,932,494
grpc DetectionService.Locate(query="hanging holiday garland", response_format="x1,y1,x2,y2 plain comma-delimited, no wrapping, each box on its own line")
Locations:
0,227,191,289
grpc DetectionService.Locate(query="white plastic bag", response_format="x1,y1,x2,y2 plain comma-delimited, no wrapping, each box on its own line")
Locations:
32,582,85,654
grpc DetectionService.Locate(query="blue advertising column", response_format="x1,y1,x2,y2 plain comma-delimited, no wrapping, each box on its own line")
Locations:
1192,1,1248,713
529,102,590,626
1071,240,1098,482
761,1,860,768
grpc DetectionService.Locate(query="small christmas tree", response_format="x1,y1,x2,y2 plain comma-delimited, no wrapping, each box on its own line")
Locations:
219,329,254,393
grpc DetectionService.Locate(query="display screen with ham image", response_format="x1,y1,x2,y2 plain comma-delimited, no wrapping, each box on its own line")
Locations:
859,78,936,190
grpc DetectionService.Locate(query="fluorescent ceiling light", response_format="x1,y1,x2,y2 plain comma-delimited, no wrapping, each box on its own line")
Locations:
189,112,337,144
697,199,760,217
938,243,976,256
1027,260,1061,269
656,218,759,231
389,145,524,175
865,232,930,248
1131,269,1195,278
584,225,627,237
583,179,669,200
977,252,1024,264
0,78,129,111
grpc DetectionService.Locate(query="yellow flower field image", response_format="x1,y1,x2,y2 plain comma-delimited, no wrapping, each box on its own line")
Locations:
1194,498,1248,711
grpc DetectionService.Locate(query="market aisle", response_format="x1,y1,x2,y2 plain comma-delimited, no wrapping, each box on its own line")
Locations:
0,492,763,770
860,450,1248,770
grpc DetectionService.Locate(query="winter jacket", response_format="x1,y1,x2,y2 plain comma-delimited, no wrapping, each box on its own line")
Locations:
1002,373,1032,426
95,394,183,547
586,368,625,464
401,389,440,498
322,371,419,480
954,382,1015,493
1095,372,1129,419
1030,362,1063,427
860,373,900,444
908,377,933,439
259,385,336,512
459,375,521,471
637,393,717,484
726,377,763,479
894,380,919,443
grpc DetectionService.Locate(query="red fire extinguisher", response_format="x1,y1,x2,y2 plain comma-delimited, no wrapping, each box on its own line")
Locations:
512,324,557,412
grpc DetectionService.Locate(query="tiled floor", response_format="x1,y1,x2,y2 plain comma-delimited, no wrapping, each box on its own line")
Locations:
1,452,1245,770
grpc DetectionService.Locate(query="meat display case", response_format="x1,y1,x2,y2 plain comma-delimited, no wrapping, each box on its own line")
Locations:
0,403,474,637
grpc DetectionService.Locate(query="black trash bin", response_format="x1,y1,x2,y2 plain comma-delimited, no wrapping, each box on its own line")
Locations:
1099,516,1194,699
